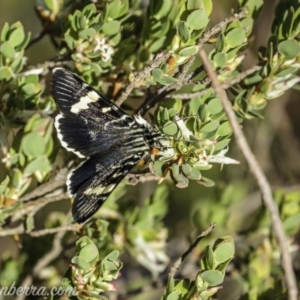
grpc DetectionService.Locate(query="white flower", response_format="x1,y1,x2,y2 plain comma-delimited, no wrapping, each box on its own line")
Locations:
207,148,240,165
93,37,114,62
195,148,239,167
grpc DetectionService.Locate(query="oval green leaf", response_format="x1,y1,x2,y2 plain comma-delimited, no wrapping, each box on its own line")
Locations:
0,41,15,59
207,98,223,114
200,120,219,133
9,27,25,47
217,121,232,137
23,156,48,176
21,132,46,157
177,21,190,43
102,20,121,36
214,238,235,264
163,121,178,135
200,270,224,286
71,256,91,271
0,66,13,81
187,9,209,30
179,45,198,57
79,243,99,264
278,39,300,60
226,28,246,48
214,139,230,152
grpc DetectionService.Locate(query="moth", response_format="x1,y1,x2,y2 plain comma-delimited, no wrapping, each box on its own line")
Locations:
51,68,174,223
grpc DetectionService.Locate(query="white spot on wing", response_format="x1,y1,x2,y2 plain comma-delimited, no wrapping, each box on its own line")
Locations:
101,107,111,113
84,184,115,195
70,91,99,113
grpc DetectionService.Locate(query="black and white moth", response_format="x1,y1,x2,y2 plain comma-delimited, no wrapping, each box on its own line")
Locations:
51,68,174,223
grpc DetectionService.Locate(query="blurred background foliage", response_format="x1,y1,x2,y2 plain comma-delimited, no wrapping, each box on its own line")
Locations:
0,0,300,299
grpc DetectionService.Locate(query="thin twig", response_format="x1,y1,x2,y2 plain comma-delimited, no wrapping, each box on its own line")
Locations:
173,65,262,99
168,223,216,280
0,223,79,237
20,168,68,202
12,192,68,222
116,52,172,106
199,49,298,300
28,224,79,237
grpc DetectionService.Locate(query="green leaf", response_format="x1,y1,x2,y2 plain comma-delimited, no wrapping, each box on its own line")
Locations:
157,75,178,85
21,132,46,157
9,27,25,47
64,31,73,50
78,15,87,30
106,0,121,19
214,139,230,152
182,164,201,180
152,68,163,81
240,17,254,36
79,28,96,39
213,236,235,264
283,214,300,235
117,0,129,18
278,39,300,59
276,67,298,78
202,0,213,15
79,243,99,265
0,41,15,59
71,256,91,271
174,279,190,294
203,246,214,269
207,98,223,114
11,168,23,189
200,120,219,133
166,290,181,300
186,9,209,30
76,236,93,249
10,51,24,73
163,121,178,135
23,156,49,176
105,250,120,262
226,28,246,48
200,270,224,286
151,161,164,177
21,83,35,95
82,3,97,18
0,66,13,81
187,0,202,10
177,21,190,43
213,52,227,68
102,20,121,36
1,22,9,42
149,36,166,52
217,122,232,137
198,104,208,122
0,176,10,194
26,216,35,232
153,0,172,18
178,45,198,57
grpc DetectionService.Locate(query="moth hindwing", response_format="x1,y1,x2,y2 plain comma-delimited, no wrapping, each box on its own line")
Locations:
51,68,172,223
